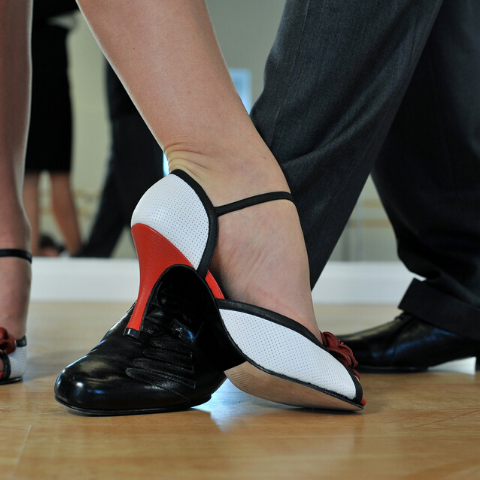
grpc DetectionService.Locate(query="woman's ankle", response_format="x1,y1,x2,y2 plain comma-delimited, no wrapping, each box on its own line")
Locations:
165,149,320,341
167,151,290,206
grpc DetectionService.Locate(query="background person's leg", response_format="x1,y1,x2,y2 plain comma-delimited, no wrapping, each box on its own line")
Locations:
105,61,165,227
78,113,163,258
372,0,480,341
251,0,443,287
25,21,78,256
76,156,124,258
111,114,163,226
50,172,82,255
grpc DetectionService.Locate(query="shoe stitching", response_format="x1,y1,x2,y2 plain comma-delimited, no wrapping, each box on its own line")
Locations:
126,286,201,389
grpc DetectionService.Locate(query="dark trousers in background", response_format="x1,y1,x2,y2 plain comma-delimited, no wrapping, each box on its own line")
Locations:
78,113,163,257
78,62,163,258
251,0,480,340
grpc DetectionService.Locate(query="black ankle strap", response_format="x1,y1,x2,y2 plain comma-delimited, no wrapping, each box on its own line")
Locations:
215,192,295,217
0,249,32,263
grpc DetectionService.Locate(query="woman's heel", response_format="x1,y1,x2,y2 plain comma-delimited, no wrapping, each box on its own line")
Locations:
125,173,224,338
126,223,193,337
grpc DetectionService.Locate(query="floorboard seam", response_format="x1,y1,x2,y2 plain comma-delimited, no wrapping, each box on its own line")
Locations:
11,424,31,479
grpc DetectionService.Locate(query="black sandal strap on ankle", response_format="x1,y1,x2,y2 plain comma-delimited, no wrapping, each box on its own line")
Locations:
215,192,295,217
0,249,32,263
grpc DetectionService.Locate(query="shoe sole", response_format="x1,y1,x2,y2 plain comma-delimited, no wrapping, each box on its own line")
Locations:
0,376,23,386
226,362,363,411
54,395,212,416
217,303,364,411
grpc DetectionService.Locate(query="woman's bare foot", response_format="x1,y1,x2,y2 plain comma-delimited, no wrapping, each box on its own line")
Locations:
168,156,322,343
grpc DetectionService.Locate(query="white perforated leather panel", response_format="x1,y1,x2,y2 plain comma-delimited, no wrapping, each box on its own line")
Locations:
8,345,27,380
220,309,356,399
131,174,209,269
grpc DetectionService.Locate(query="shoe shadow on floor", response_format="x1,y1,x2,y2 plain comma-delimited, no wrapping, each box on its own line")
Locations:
23,350,88,381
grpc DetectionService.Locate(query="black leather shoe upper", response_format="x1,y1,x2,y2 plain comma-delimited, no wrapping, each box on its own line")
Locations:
54,267,241,415
338,313,480,372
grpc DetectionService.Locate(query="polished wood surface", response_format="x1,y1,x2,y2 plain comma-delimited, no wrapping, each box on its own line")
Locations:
2,302,479,479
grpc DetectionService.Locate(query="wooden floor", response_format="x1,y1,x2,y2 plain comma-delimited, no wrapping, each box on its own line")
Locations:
2,302,480,479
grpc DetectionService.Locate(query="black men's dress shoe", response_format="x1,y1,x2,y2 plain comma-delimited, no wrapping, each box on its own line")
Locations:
338,313,480,372
54,268,242,415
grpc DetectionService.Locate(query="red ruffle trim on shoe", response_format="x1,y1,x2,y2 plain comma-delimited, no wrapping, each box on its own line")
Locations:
0,328,16,355
321,331,360,379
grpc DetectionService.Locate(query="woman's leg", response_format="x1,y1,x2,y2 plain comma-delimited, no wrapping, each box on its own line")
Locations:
0,0,32,341
77,0,319,339
23,172,40,256
50,172,82,255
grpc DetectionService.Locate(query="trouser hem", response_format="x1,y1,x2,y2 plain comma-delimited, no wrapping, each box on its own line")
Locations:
399,278,480,341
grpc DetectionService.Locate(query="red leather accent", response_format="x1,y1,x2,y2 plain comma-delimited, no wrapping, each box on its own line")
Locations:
321,331,360,380
126,223,224,333
0,328,16,355
206,271,224,300
127,224,193,332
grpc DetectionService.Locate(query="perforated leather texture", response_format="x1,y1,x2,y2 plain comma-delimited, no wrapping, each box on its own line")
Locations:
8,345,27,379
220,309,356,399
131,174,209,269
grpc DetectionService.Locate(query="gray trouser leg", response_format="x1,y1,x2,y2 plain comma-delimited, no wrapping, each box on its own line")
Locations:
251,0,442,286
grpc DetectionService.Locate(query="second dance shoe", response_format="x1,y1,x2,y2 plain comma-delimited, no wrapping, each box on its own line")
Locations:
338,312,480,372
55,170,365,414
0,327,27,385
0,249,30,385
54,267,243,415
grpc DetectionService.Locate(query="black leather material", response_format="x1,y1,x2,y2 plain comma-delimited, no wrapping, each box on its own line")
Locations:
54,267,241,415
215,192,295,217
338,313,480,372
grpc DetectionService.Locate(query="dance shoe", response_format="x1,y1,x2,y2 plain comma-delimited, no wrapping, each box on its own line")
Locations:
338,312,480,372
217,299,364,410
54,267,242,415
0,328,27,385
0,249,30,384
55,170,364,414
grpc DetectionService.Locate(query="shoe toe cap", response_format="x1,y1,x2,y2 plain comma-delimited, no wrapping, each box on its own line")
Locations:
54,356,122,411
54,353,224,414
